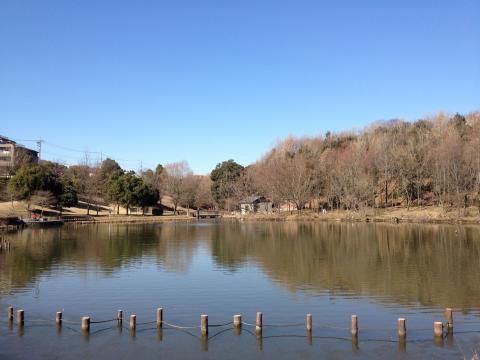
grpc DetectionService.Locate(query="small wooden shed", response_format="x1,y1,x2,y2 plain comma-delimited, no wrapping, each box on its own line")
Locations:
239,196,273,214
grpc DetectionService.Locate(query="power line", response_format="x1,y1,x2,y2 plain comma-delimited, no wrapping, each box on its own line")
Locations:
11,137,146,169
44,141,102,155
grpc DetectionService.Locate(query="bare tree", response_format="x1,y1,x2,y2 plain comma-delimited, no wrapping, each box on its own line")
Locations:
163,161,192,215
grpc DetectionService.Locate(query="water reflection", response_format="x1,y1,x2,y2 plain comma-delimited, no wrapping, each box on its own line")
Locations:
1,221,480,312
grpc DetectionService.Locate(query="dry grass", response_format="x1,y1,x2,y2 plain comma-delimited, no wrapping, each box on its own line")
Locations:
0,195,192,219
228,206,480,225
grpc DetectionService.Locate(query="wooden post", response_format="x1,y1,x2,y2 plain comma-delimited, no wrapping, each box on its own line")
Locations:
398,318,406,337
156,308,163,328
81,317,90,332
434,321,443,337
130,315,136,331
7,306,13,321
351,315,358,336
17,310,24,326
117,310,123,325
56,312,62,325
256,312,263,334
201,314,208,336
233,314,242,328
445,308,453,332
306,314,312,332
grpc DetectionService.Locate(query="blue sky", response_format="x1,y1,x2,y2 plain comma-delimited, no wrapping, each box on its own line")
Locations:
1,0,479,174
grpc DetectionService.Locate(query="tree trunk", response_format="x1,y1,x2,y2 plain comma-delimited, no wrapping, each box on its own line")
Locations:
384,180,388,208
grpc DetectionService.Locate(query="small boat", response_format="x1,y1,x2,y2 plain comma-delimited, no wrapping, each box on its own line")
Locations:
23,218,64,228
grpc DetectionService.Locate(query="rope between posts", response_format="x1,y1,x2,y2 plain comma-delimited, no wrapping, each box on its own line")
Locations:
264,323,305,328
90,319,117,324
9,315,480,334
208,321,233,328
136,320,157,326
162,321,201,330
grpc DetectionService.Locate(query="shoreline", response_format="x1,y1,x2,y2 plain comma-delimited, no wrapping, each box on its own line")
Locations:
2,206,480,230
224,206,480,226
63,215,195,226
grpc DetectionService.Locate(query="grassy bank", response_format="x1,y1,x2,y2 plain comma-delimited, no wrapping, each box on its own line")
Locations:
225,206,480,225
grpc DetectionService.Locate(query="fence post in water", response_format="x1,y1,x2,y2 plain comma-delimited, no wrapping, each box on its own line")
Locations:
7,306,13,321
398,318,406,338
117,310,123,326
56,312,62,325
201,314,208,336
17,310,24,326
445,308,453,332
156,308,163,328
434,321,443,337
351,315,358,336
81,317,90,333
256,312,263,335
233,314,242,329
130,315,136,331
306,314,313,332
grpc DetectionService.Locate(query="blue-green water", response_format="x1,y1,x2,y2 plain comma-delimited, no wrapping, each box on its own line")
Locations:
1,221,480,359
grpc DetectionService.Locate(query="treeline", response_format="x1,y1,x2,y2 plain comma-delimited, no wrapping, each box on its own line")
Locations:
6,111,480,214
7,157,214,215
210,111,480,211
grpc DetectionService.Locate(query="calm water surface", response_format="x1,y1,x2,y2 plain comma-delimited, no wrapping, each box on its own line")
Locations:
1,221,480,359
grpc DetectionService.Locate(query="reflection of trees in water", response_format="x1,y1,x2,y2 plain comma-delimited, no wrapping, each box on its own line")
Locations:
2,222,480,310
210,222,480,310
0,224,206,296
154,224,200,273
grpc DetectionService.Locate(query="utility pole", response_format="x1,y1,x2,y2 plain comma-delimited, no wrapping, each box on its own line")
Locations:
36,139,44,160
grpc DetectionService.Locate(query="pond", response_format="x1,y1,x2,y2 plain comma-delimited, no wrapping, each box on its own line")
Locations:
1,221,480,359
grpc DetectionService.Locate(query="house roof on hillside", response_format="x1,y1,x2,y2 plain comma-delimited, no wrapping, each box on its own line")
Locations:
0,135,38,153
0,135,16,145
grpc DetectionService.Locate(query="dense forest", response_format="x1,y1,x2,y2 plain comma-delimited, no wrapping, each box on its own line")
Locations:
4,111,480,214
240,111,480,212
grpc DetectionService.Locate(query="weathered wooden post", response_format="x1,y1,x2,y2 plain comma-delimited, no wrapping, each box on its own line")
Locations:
201,314,208,336
130,315,136,331
351,315,359,351
398,318,406,338
56,312,62,325
351,315,358,336
156,308,163,328
434,321,443,337
7,306,13,322
17,310,24,326
117,310,123,326
445,308,453,332
81,317,90,333
306,314,313,332
256,312,263,335
233,314,242,336
398,335,406,352
233,314,242,328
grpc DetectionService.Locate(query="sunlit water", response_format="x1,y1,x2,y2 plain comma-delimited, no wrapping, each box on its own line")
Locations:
1,221,480,359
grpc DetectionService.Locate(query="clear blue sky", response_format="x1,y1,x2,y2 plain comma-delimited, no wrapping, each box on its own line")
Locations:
1,0,479,174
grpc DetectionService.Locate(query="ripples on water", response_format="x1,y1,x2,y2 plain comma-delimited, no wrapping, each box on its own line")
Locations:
1,221,480,359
